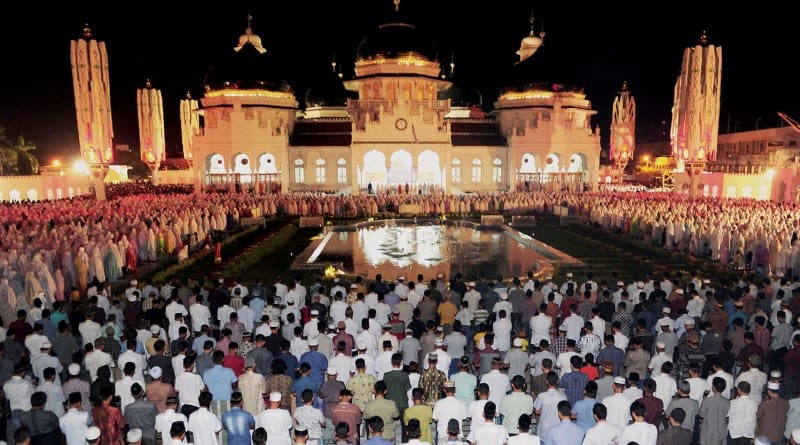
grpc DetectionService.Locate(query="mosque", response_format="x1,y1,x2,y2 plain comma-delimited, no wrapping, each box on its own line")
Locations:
185,5,602,195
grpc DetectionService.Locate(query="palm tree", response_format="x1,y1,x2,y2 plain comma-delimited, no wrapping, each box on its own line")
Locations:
12,135,38,174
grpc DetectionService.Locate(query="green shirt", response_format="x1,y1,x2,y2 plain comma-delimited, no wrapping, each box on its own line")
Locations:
404,404,434,443
363,398,400,440
383,370,411,409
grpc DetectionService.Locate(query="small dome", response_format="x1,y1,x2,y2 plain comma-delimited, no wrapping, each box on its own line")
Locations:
204,38,292,93
356,22,437,62
504,42,583,93
305,67,356,108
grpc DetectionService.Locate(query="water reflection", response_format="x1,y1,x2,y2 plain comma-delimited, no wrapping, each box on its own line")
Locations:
312,220,549,281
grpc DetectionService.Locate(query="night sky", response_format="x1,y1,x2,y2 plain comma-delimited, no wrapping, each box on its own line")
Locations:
1,1,797,163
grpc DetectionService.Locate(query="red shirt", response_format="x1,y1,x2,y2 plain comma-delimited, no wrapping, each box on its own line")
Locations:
93,404,126,445
222,354,245,377
580,364,599,381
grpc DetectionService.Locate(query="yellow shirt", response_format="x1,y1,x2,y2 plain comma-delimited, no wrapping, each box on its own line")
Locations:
403,403,434,443
437,301,458,325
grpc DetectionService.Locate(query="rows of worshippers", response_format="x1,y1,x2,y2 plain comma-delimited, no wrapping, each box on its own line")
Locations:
8,271,800,445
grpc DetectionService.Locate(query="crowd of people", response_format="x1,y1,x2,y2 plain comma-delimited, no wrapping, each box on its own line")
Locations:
3,268,800,445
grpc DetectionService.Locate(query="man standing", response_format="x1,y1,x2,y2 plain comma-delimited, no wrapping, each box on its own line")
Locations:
727,381,758,445
533,371,566,440
433,381,467,444
124,383,158,445
543,400,584,445
602,377,632,431
656,408,692,445
582,404,621,445
467,402,508,445
756,382,789,445
698,377,730,445
255,392,293,445
59,393,92,445
363,381,400,443
620,401,657,445
222,392,255,445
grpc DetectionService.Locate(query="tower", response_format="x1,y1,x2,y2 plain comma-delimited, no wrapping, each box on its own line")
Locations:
137,79,166,184
670,31,722,179
180,91,200,164
70,24,114,164
610,81,636,178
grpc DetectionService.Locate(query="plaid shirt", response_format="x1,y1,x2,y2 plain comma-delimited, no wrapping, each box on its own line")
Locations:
103,336,121,365
613,311,634,336
224,321,246,344
550,335,568,357
754,326,771,352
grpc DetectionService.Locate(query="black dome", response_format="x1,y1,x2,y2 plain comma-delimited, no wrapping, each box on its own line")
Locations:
505,43,583,93
356,22,437,62
205,43,293,93
438,81,483,107
305,70,356,108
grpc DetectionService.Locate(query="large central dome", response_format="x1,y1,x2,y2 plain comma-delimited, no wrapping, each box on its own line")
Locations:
204,23,293,94
356,22,437,63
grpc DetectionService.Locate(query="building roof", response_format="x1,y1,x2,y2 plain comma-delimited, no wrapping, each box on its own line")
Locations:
289,120,353,146
450,120,506,146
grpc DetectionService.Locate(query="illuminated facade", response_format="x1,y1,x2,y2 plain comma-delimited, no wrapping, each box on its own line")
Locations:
179,92,200,163
190,10,601,194
137,80,166,166
70,25,114,164
670,32,722,174
609,82,636,173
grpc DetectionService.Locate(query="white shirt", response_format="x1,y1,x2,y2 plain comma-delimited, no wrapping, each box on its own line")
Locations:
687,377,706,404
647,352,670,377
508,433,540,445
493,318,513,352
79,320,102,347
735,369,767,405
601,393,632,431
653,373,677,407
727,396,758,439
255,408,293,445
85,350,114,382
432,396,467,437
237,306,256,333
190,304,212,333
175,372,205,408
25,333,48,359
59,408,92,445
155,409,188,438
118,350,147,382
3,376,33,411
115,376,136,414
620,422,657,445
613,332,629,351
581,421,620,445
188,407,222,445
529,314,551,345
467,399,489,423
481,370,511,407
561,314,585,341
467,421,509,445
329,354,355,384
555,351,579,377
706,370,734,399
533,388,567,440
423,350,451,375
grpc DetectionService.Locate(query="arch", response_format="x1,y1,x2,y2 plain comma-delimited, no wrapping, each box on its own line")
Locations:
362,150,388,185
315,158,327,183
520,153,537,173
67,187,74,198
46,189,54,200
742,186,753,198
390,150,413,169
8,189,21,202
726,185,736,198
543,154,561,179
337,158,348,184
451,158,462,184
258,153,278,174
27,189,38,201
711,185,719,198
567,153,587,173
417,150,441,184
56,188,63,199
757,185,768,200
471,158,482,183
208,153,226,174
294,158,305,183
233,153,252,183
702,184,709,197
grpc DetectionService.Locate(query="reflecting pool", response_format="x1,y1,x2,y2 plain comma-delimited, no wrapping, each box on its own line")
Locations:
298,219,578,281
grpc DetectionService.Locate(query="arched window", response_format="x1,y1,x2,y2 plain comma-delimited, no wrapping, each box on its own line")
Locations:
315,158,326,183
294,158,305,183
451,158,461,184
492,158,502,183
471,158,482,183
337,158,347,184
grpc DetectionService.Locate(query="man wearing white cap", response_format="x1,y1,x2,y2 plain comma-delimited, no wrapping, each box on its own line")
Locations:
560,272,576,295
463,282,481,315
126,429,143,445
504,338,530,381
32,340,62,385
299,337,328,386
602,376,632,431
433,380,467,443
60,392,92,445
655,321,677,358
126,280,139,302
351,343,376,376
647,342,670,377
255,392,293,445
85,426,102,445
62,363,91,412
757,382,789,445
655,307,675,334
424,338,451,376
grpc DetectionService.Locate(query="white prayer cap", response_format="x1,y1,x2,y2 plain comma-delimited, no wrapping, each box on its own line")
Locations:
566,272,573,278
126,429,142,443
357,342,367,350
768,382,781,391
467,282,476,287
127,294,137,302
513,338,523,347
616,281,624,286
676,289,684,295
308,337,319,346
269,320,280,328
771,370,782,378
327,367,338,375
662,307,671,314
269,392,282,402
150,325,161,334
614,377,626,385
68,363,81,376
149,366,163,379
130,280,138,286
656,341,666,349
637,281,644,288
86,427,101,441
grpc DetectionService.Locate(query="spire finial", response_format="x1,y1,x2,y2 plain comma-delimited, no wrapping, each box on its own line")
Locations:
145,78,152,89
698,30,709,46
394,0,400,12
185,90,192,99
450,53,455,77
539,16,545,40
621,81,628,92
82,23,92,39
529,11,535,36
331,53,337,74
246,12,253,34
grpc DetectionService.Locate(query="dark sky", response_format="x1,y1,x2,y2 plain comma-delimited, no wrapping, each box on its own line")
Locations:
1,1,797,162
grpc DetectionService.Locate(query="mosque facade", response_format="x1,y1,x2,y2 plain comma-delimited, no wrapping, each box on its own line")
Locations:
189,11,602,195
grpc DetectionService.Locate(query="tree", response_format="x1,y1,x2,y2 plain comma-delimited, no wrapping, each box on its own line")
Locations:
0,126,38,175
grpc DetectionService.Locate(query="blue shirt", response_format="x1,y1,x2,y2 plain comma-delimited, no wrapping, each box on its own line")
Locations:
362,438,392,445
299,351,328,385
192,335,216,355
203,365,238,401
222,407,255,445
559,371,589,406
277,352,298,377
595,346,625,377
291,375,319,402
572,398,597,432
544,419,584,445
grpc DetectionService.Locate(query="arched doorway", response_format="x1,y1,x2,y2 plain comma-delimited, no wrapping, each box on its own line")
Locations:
388,149,413,187
543,154,561,180
362,150,388,189
567,154,586,173
233,153,252,183
417,150,441,190
258,153,278,174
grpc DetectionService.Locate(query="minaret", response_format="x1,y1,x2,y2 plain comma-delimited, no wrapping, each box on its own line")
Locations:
70,24,114,164
137,79,166,182
670,31,722,176
610,81,636,177
180,91,200,164
516,13,545,63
